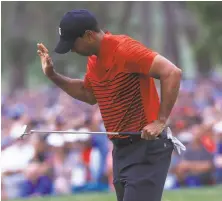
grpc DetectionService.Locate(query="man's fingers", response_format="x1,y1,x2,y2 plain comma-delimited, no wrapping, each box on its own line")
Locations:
37,43,49,54
141,129,146,139
37,44,45,57
41,43,49,53
141,130,157,140
37,43,43,52
37,50,43,57
141,130,150,140
150,131,159,137
38,45,45,53
37,43,52,65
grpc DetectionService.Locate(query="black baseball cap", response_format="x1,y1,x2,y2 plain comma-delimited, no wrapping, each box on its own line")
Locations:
55,9,98,54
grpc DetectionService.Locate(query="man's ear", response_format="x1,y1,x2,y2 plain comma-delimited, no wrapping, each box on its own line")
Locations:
83,30,95,43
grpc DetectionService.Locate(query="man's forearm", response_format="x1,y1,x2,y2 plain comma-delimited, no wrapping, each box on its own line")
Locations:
48,71,97,105
158,68,182,123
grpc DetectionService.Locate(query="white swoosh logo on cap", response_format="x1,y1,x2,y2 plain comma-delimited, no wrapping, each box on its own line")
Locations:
59,27,61,36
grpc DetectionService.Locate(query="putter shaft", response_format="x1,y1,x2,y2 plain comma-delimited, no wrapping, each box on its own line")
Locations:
19,125,141,139
22,130,141,136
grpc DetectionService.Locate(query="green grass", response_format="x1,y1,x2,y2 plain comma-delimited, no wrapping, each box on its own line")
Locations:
13,185,222,201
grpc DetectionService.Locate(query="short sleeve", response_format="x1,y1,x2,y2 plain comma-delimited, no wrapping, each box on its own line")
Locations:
116,38,158,75
83,55,97,90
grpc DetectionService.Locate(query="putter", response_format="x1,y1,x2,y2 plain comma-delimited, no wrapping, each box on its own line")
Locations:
19,125,141,139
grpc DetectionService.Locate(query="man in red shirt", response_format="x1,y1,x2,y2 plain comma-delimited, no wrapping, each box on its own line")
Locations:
37,9,182,201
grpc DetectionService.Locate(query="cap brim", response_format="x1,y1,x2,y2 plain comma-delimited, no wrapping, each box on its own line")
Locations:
54,38,74,54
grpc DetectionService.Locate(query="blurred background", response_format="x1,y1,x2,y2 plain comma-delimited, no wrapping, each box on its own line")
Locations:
1,1,222,201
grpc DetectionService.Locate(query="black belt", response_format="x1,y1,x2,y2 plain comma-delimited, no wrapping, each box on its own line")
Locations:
111,131,166,147
111,135,142,147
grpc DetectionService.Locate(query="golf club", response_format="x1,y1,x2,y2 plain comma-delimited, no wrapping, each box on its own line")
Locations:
19,125,142,139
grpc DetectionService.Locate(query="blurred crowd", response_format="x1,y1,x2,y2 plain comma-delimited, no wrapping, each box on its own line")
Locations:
1,76,222,200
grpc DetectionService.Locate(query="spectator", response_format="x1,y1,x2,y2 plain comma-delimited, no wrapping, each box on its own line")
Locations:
175,125,214,186
19,135,53,198
1,137,35,199
46,133,72,195
213,121,222,183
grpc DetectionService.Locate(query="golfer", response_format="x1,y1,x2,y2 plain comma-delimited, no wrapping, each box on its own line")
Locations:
37,9,182,201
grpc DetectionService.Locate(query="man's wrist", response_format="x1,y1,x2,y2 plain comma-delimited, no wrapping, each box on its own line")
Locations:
47,69,57,79
157,116,167,124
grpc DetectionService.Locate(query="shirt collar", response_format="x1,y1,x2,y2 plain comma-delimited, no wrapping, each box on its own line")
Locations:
98,32,119,64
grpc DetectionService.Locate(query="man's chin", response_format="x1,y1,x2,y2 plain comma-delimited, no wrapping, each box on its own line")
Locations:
86,52,95,57
76,52,93,57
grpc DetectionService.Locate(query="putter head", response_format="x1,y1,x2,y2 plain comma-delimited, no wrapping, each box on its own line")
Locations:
20,125,28,139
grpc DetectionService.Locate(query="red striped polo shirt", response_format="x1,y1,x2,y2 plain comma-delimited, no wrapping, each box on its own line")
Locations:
84,33,160,139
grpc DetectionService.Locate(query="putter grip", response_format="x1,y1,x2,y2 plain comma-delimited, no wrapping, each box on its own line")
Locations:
119,132,141,135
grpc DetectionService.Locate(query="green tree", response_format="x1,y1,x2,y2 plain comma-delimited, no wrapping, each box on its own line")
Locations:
189,2,222,63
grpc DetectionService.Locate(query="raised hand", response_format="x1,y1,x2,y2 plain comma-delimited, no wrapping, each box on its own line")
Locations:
37,43,55,77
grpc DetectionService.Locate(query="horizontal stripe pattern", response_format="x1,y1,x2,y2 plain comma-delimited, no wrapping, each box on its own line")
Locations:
90,72,148,139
